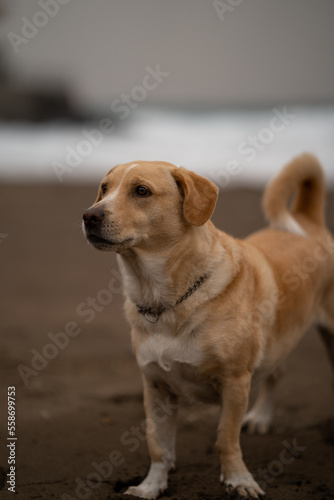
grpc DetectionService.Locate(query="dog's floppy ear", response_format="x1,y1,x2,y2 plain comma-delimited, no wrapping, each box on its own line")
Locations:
172,167,219,226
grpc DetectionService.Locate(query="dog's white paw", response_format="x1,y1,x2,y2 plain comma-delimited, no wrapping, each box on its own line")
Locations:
242,408,272,435
221,472,265,498
124,462,168,499
124,484,162,499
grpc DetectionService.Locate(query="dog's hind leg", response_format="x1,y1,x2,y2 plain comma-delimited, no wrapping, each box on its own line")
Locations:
318,325,334,389
317,276,334,387
242,368,283,435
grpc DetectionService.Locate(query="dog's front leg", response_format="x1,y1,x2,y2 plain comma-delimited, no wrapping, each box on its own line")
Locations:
217,372,265,498
125,374,178,499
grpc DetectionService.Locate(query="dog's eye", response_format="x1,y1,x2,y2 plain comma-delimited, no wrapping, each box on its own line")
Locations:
135,185,151,197
101,183,107,195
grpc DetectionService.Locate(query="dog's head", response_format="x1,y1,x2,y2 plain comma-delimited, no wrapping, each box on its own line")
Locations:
82,161,218,253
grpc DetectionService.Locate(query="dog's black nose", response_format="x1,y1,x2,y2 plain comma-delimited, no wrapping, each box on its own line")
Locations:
83,207,105,227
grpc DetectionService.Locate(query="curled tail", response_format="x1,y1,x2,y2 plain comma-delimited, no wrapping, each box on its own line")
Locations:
262,153,326,236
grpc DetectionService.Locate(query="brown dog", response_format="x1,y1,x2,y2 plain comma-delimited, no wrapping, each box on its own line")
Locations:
82,154,334,498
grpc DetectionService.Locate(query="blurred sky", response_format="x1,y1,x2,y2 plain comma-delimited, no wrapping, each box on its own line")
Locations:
0,0,333,184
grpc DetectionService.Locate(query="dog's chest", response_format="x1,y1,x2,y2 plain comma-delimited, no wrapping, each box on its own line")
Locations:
136,333,220,403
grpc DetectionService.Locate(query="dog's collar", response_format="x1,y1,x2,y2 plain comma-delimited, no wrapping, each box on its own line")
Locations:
136,274,209,323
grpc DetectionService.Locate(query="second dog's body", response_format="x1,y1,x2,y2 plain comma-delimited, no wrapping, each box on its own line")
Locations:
83,154,334,498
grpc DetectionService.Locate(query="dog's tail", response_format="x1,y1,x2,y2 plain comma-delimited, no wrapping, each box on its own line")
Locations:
262,153,326,236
